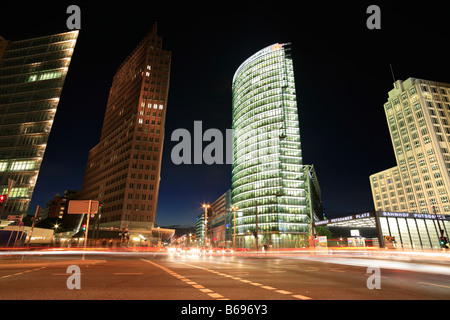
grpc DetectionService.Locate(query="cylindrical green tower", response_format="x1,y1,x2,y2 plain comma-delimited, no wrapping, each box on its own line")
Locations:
231,43,310,249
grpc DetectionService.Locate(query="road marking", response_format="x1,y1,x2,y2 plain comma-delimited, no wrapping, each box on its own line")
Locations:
175,260,313,300
305,267,320,272
330,268,345,273
239,279,252,283
140,259,228,300
1,266,46,280
276,290,293,295
293,294,313,300
418,281,450,289
208,293,225,299
261,285,276,290
113,273,143,275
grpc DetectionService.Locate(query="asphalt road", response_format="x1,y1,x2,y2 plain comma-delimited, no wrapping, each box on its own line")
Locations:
1,250,450,302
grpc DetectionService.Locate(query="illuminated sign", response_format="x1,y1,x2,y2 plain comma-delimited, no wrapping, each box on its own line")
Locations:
380,211,449,220
356,213,371,219
314,212,375,226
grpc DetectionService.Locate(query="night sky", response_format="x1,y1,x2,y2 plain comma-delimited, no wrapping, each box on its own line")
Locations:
2,1,450,226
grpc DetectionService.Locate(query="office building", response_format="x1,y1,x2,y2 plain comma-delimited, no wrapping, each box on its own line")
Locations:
315,211,450,250
207,190,231,248
195,212,205,246
370,78,450,215
231,43,312,249
0,31,78,218
77,24,171,231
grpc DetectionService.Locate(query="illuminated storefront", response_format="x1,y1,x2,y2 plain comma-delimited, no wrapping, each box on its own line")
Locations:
315,211,450,250
231,43,311,249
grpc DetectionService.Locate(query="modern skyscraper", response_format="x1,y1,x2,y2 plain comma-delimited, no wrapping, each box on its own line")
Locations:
370,78,450,215
231,43,311,249
0,31,78,218
78,24,171,232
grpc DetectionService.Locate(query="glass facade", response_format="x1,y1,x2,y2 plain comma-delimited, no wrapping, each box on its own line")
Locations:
0,31,78,217
231,43,310,249
378,212,450,250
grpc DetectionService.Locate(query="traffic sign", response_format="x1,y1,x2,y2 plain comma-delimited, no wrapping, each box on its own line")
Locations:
68,200,99,214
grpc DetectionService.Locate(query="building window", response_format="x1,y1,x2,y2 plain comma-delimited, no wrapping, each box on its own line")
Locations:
10,161,36,171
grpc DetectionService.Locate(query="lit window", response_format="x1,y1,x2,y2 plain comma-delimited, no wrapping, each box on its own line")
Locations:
1,187,29,198
27,71,62,82
10,161,36,171
0,162,7,172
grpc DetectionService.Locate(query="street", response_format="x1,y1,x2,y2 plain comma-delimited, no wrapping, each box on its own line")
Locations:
1,249,450,301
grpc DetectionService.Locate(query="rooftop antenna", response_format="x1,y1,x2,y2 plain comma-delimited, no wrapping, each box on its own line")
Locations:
390,64,396,83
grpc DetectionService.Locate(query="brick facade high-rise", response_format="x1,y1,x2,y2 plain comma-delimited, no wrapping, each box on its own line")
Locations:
78,24,171,231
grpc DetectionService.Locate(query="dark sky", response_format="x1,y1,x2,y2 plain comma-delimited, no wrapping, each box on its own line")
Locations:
2,1,450,226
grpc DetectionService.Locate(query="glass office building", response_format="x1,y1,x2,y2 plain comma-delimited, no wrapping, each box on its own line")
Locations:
0,31,78,218
231,43,311,249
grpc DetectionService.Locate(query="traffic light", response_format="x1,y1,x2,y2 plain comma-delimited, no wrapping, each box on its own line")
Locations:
82,224,86,231
440,236,448,248
0,194,6,206
121,228,129,240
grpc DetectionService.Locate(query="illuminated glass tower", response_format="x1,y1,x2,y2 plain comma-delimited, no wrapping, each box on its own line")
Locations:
231,43,311,249
0,31,78,218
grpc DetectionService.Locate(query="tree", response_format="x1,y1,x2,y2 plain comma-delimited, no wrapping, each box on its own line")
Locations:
315,226,332,238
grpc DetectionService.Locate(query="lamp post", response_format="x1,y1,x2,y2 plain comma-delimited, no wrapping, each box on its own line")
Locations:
202,204,210,248
255,200,258,252
231,205,239,250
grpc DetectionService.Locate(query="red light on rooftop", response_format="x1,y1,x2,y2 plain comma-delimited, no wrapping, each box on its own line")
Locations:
271,44,282,51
